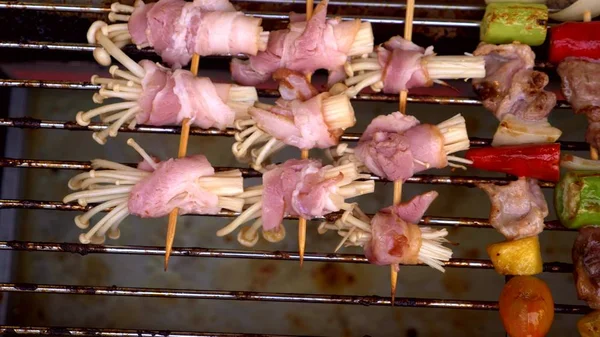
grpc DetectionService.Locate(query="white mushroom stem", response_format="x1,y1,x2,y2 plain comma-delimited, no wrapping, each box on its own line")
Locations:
111,2,135,14
227,85,259,119
436,114,472,169
79,202,130,244
423,55,486,80
258,31,269,52
218,197,245,213
79,193,131,207
250,138,286,172
108,107,140,137
344,70,382,98
127,138,158,170
418,227,452,273
322,94,356,130
109,13,131,22
93,23,145,77
347,22,374,57
63,186,133,204
99,88,139,100
110,66,142,84
216,201,263,237
197,176,244,196
76,101,137,126
75,197,129,229
561,155,600,171
238,218,263,247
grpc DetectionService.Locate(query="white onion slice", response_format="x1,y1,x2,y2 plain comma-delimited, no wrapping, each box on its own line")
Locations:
561,154,600,170
549,0,600,21
485,0,546,3
492,115,562,147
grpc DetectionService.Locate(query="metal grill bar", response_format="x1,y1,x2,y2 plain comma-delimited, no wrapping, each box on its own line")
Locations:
0,1,488,12
0,157,559,187
0,199,568,231
0,283,587,313
0,118,589,151
0,326,312,337
0,79,510,107
0,241,573,272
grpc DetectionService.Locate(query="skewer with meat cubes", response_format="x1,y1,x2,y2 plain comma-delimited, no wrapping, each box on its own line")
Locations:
63,139,244,245
90,0,269,69
215,159,374,247
80,22,258,145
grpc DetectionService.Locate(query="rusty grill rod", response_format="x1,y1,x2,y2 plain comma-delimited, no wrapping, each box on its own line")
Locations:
0,157,559,188
0,241,573,272
0,117,588,151
0,283,587,313
0,326,313,337
0,199,568,231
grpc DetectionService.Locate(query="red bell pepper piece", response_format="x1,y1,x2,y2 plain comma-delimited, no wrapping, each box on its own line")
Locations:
465,143,560,182
549,22,600,64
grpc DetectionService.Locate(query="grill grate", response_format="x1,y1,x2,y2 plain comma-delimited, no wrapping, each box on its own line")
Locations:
0,0,590,336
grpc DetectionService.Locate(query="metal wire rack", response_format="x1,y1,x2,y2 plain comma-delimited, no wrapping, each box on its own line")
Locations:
0,1,591,336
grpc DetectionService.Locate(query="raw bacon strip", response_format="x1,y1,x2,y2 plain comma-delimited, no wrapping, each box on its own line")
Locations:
378,37,434,93
128,155,220,217
477,177,548,240
273,68,318,101
64,142,244,244
230,1,372,85
77,59,257,145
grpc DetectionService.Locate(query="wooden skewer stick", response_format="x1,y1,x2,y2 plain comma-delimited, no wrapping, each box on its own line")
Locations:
581,11,598,160
390,0,415,307
297,0,315,268
164,54,199,271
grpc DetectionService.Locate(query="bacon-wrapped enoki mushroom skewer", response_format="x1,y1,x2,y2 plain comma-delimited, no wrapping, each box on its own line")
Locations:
63,139,244,244
328,112,471,182
76,36,257,145
232,92,355,172
318,191,452,272
231,0,374,87
89,0,268,68
340,36,486,97
216,159,374,247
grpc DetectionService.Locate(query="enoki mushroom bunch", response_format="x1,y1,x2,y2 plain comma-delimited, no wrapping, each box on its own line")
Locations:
63,139,244,244
232,94,356,172
216,161,375,247
329,114,473,174
341,42,485,98
318,203,452,272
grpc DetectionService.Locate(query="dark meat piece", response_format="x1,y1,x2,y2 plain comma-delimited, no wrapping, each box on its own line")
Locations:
573,227,600,309
557,59,600,149
472,42,554,122
547,0,577,9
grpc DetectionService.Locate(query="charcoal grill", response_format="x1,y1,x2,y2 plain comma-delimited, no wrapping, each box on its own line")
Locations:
0,1,592,336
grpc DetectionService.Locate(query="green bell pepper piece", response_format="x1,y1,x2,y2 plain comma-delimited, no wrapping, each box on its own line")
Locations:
555,171,600,229
480,3,548,47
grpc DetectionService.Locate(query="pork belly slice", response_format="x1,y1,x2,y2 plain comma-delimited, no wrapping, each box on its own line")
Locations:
93,0,266,69
76,60,258,145
64,141,244,244
477,177,548,240
557,58,600,149
350,112,470,181
230,1,373,86
573,227,600,309
317,192,453,272
273,68,319,101
217,159,375,247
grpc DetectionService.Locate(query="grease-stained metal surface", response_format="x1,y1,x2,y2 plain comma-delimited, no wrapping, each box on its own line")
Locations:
0,0,594,336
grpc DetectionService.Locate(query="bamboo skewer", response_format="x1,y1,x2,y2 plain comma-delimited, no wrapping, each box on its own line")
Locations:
297,0,315,268
391,0,416,307
582,10,598,161
164,54,199,271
